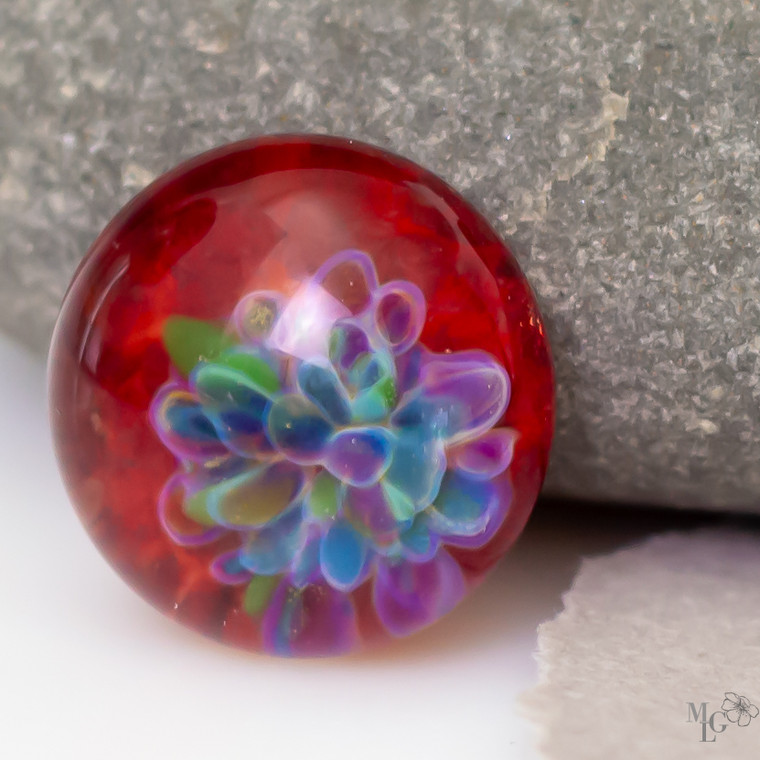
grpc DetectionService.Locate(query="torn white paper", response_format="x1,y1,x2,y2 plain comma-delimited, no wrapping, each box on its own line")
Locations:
520,528,760,759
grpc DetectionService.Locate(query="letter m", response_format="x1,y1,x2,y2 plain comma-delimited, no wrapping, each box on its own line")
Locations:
687,702,708,723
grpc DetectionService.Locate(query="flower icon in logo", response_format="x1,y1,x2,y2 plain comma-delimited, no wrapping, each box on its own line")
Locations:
722,693,759,727
150,250,515,655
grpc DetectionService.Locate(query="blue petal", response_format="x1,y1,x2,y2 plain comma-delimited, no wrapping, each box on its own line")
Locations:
297,361,351,425
391,395,456,439
150,386,227,462
267,394,333,463
400,516,440,563
320,521,369,591
165,400,218,442
238,506,306,575
290,533,322,588
191,364,273,457
383,427,446,509
350,357,397,424
427,471,498,538
346,352,394,392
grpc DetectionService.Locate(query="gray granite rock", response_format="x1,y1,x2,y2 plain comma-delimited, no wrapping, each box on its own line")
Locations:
2,0,759,511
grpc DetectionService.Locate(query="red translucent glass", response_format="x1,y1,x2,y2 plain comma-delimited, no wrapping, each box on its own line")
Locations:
49,135,553,656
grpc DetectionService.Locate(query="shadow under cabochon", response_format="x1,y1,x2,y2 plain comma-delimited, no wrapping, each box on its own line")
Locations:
49,135,554,656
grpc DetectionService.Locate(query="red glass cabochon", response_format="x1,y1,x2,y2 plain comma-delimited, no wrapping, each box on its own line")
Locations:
49,135,554,656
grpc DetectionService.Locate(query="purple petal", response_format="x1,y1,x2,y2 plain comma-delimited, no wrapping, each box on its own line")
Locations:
373,281,425,354
450,428,517,479
312,249,379,314
328,320,371,373
394,351,510,444
157,473,225,546
344,484,401,550
209,550,251,585
394,345,425,395
373,551,466,637
323,427,395,487
261,578,359,656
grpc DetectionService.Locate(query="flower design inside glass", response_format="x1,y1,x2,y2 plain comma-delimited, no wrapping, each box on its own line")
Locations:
150,250,515,655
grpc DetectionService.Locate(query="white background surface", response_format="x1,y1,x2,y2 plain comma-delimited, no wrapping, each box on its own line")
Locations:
0,332,707,759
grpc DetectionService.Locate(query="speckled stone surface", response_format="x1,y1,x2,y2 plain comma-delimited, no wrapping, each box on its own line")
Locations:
2,0,759,511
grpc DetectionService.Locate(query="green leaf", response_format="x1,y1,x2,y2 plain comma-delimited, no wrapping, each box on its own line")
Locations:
307,471,341,520
217,352,280,396
162,316,238,376
243,575,280,617
376,375,397,407
382,480,416,522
